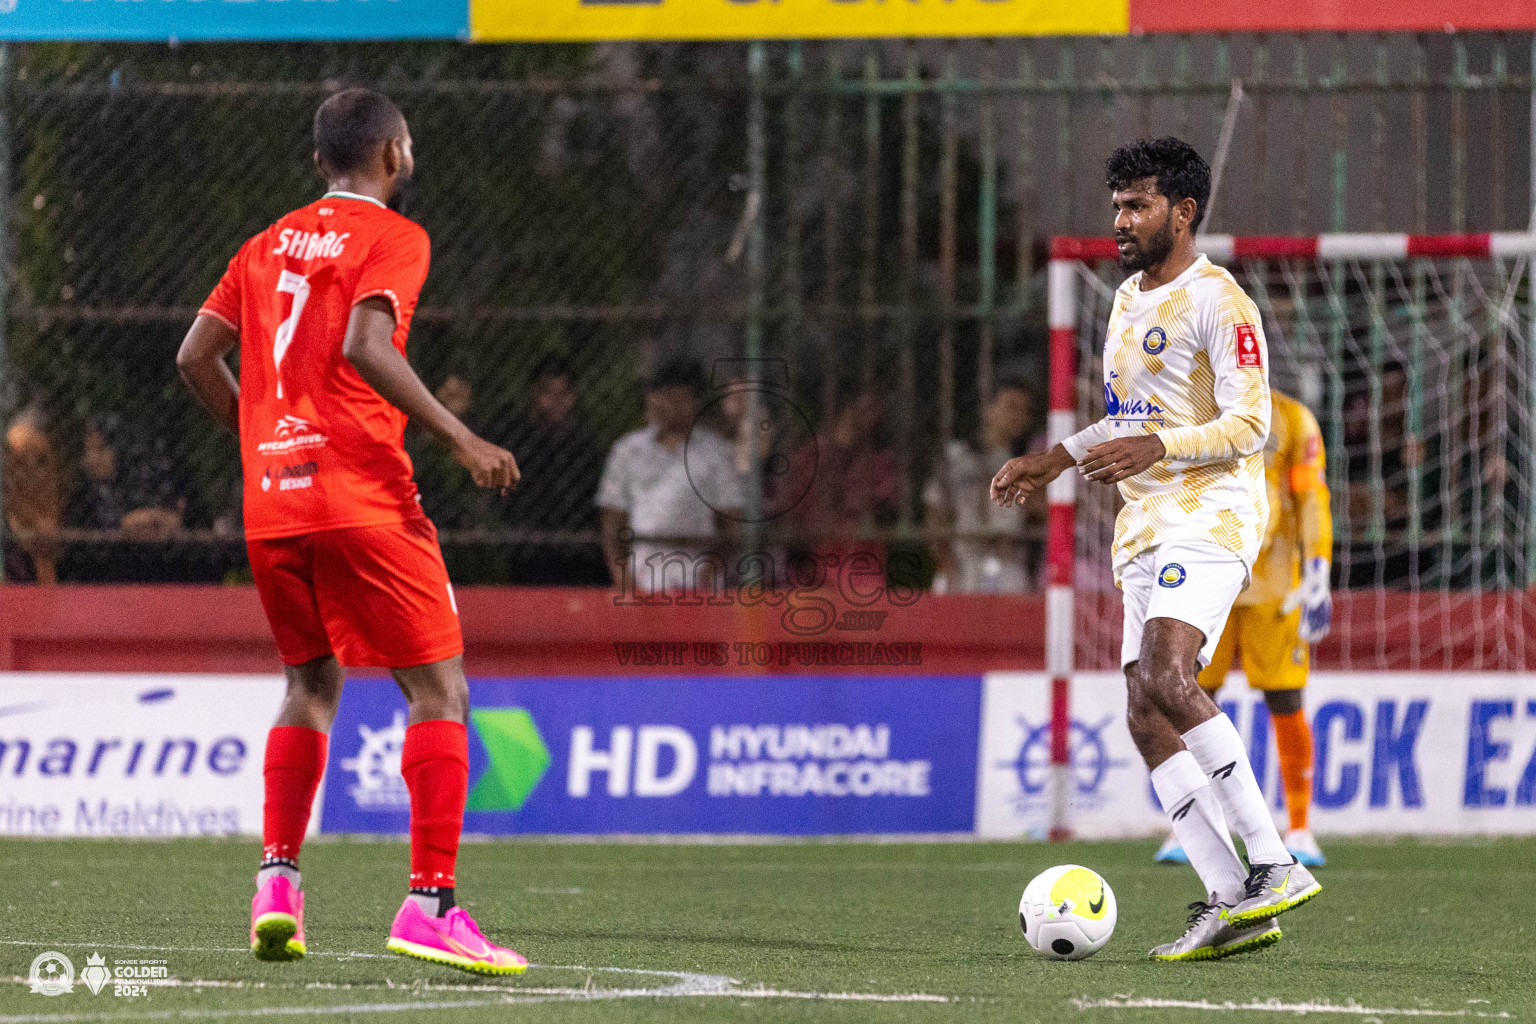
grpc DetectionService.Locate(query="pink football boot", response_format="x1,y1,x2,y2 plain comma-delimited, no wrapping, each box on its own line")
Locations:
250,875,307,962
385,897,527,975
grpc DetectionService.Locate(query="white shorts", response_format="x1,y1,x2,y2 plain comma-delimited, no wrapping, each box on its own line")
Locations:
1120,540,1248,670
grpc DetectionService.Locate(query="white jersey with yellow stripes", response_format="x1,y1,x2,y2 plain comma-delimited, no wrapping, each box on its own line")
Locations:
1063,254,1272,582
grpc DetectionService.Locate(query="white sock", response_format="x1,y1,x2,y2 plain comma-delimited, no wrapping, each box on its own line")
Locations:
256,864,300,891
1182,714,1291,866
1150,750,1247,906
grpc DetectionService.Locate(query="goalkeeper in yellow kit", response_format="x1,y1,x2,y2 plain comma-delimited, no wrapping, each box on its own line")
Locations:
1155,389,1334,867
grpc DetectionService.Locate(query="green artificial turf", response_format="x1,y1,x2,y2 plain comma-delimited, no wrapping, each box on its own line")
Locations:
0,836,1530,1021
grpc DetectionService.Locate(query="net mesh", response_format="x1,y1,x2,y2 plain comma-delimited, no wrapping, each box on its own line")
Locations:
1067,251,1536,671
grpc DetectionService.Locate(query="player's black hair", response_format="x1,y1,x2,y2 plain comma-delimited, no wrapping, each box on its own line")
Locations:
531,353,573,384
647,356,707,396
1105,137,1212,231
313,89,407,176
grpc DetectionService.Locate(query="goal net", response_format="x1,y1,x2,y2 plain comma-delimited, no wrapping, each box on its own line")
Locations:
1048,233,1536,677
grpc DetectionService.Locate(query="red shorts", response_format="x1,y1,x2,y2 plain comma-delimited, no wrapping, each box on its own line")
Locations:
248,514,464,669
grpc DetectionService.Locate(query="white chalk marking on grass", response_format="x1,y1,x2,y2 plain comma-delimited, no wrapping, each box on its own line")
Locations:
729,987,949,1003
5,977,604,997
0,940,402,963
0,944,949,1020
525,886,583,895
0,982,951,1022
0,998,518,1022
1074,996,1512,1018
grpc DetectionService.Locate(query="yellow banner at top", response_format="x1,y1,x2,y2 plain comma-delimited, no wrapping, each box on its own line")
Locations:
471,0,1128,42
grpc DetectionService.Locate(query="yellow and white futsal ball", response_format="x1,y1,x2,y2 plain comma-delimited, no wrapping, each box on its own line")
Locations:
1018,864,1117,961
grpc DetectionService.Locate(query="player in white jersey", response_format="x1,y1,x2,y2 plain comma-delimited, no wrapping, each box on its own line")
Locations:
992,138,1321,961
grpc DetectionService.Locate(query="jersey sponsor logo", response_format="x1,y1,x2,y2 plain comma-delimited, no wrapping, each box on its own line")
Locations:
267,461,319,493
1141,326,1168,355
273,229,350,261
1236,324,1263,368
1158,563,1186,588
256,416,329,455
1104,372,1166,425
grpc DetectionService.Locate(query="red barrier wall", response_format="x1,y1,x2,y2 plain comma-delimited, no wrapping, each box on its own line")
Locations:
0,585,1037,675
1,585,1530,674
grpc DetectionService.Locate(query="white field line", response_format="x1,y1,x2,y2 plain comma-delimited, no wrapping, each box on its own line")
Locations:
1074,996,1513,1018
0,939,949,1020
0,986,950,1022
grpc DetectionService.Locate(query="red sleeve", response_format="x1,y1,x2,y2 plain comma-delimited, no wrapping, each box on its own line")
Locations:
198,243,247,331
353,220,430,325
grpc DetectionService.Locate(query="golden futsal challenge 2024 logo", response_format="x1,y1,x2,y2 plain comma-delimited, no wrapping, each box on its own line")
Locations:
28,949,165,998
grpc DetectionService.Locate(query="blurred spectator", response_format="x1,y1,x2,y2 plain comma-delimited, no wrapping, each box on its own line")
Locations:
213,474,244,540
495,355,608,585
1343,364,1413,532
410,373,492,531
2,405,61,584
1451,346,1527,587
65,412,186,542
924,379,1041,593
786,389,897,565
711,371,787,512
598,357,743,595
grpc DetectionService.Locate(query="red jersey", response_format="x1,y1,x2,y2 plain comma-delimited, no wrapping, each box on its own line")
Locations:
199,192,431,541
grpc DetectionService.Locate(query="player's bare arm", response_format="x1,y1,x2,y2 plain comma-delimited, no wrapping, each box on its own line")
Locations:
342,296,520,492
176,313,241,434
990,443,1076,507
1079,434,1167,484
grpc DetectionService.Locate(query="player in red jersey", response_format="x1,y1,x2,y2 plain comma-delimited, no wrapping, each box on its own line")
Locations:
177,89,527,975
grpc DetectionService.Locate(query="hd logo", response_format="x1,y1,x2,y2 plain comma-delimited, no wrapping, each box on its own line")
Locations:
465,709,551,812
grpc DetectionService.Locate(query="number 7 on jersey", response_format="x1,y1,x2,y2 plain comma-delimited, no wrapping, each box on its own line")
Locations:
273,270,311,399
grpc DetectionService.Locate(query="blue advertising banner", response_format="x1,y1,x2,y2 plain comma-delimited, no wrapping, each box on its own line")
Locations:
322,675,982,836
0,0,467,42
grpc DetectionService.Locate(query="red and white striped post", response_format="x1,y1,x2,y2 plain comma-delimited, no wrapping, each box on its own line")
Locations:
1045,250,1080,842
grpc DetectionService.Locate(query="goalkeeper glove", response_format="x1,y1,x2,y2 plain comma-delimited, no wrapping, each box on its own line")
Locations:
1282,556,1332,644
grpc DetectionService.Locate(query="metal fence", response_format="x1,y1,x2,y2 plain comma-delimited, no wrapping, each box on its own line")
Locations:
0,36,1531,586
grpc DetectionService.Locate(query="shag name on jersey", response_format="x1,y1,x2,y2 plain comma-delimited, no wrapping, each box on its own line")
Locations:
273,229,350,262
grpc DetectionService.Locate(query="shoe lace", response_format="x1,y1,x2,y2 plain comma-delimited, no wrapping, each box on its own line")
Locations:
454,909,487,941
1184,900,1218,926
1242,863,1272,901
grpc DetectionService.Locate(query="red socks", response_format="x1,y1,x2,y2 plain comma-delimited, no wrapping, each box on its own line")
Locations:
402,720,469,890
263,720,468,891
262,726,328,864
